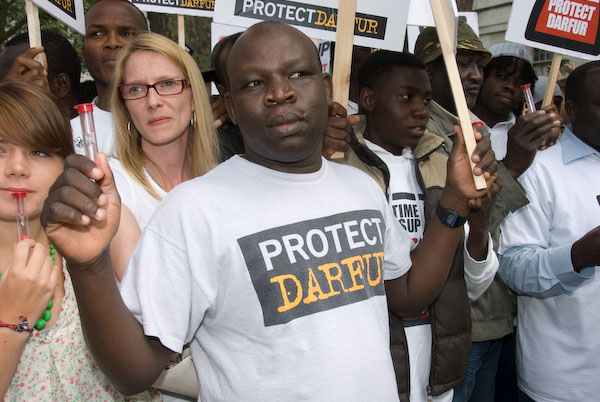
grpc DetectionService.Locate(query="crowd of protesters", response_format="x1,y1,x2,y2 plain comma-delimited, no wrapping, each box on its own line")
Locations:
0,1,598,401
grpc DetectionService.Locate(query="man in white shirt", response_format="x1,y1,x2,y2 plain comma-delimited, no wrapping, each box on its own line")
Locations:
499,61,600,402
71,0,148,156
41,22,496,402
472,42,560,175
351,50,499,402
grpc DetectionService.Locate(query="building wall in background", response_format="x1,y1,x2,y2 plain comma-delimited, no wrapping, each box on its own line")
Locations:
473,0,586,76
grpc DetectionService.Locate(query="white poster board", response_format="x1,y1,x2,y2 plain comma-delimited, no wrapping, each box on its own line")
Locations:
317,39,332,74
408,0,436,27
506,0,600,60
213,0,409,52
131,0,214,17
211,22,245,49
406,10,479,53
29,0,85,34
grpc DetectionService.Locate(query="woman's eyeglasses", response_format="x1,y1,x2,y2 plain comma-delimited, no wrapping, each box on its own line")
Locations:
119,78,189,100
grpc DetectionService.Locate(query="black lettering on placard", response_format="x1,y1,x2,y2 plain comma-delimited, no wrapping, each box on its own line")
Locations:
237,210,389,326
49,0,76,19
318,41,330,56
234,0,387,40
130,0,215,11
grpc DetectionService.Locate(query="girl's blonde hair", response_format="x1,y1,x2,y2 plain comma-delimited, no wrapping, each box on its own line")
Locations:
111,32,219,199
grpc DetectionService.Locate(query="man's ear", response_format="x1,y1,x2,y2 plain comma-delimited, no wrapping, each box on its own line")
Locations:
49,73,71,99
565,99,577,124
322,72,333,101
359,87,375,113
224,92,238,125
81,43,88,68
425,63,435,81
216,83,227,97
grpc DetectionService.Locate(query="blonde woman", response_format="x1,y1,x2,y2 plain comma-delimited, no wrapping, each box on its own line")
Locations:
108,33,219,280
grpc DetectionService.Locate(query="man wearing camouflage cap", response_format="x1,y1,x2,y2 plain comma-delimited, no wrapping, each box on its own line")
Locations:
413,23,524,402
414,22,530,228
416,21,490,117
415,29,560,402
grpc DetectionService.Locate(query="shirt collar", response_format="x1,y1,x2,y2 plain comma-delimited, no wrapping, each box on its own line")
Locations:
364,139,415,159
561,127,600,164
486,112,516,130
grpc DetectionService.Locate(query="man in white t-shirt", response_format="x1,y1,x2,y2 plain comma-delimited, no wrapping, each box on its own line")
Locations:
499,61,600,402
71,0,148,156
42,22,496,402
348,50,499,402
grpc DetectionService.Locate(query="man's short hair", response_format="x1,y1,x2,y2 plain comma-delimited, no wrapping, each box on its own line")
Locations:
86,0,148,30
3,30,80,92
565,61,600,104
484,56,537,90
358,50,425,93
211,32,242,88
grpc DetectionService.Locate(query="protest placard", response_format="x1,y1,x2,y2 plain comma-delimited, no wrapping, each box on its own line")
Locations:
25,1,44,65
430,0,487,190
506,0,600,59
131,0,214,17
332,0,356,111
213,0,409,52
29,0,85,34
406,8,479,53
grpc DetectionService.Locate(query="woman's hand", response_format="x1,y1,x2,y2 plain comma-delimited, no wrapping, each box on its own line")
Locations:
0,240,60,325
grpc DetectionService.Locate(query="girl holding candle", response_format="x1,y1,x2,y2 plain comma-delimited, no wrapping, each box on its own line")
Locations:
0,81,160,401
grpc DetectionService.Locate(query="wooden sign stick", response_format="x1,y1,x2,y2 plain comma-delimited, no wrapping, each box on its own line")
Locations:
542,53,562,108
25,0,45,66
178,14,185,48
330,0,357,159
430,0,486,190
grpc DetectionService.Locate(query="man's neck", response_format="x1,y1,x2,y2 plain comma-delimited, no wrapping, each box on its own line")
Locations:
472,102,508,128
572,126,600,153
363,119,409,156
95,81,111,112
241,149,323,174
432,93,457,116
142,134,192,191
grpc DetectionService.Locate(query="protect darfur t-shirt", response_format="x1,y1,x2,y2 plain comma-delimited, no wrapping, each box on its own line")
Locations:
121,156,411,402
238,210,388,326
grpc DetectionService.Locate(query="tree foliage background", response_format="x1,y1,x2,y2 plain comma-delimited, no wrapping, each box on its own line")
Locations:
0,0,212,73
1,0,475,75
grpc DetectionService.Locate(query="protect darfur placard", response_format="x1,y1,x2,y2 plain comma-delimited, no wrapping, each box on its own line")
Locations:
506,0,600,59
131,0,214,16
214,0,408,52
238,210,387,326
526,0,600,55
234,0,387,39
28,0,85,34
50,0,76,19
